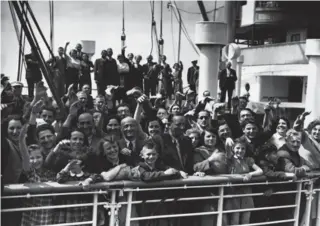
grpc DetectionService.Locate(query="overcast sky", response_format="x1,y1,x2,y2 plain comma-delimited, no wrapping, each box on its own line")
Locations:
1,1,222,89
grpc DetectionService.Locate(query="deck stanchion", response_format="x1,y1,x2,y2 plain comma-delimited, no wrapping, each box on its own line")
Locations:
109,190,117,226
316,189,320,226
294,181,302,226
92,193,98,226
302,180,315,226
125,191,133,226
217,186,224,226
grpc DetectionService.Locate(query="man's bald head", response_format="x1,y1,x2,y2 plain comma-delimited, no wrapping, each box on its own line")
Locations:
121,117,138,140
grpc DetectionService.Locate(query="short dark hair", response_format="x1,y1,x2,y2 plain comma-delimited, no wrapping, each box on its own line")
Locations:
240,118,258,130
117,103,130,111
1,115,24,138
145,117,165,133
307,120,320,134
40,106,56,117
199,128,219,146
233,137,248,150
240,108,254,116
36,124,55,138
69,128,89,146
196,110,210,119
277,117,290,129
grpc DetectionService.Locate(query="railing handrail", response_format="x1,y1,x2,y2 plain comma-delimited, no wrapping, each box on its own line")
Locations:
3,173,320,196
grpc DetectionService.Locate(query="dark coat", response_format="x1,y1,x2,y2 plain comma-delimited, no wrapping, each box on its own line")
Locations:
137,161,181,182
160,134,194,174
25,54,42,82
117,137,147,167
218,68,237,90
187,66,199,86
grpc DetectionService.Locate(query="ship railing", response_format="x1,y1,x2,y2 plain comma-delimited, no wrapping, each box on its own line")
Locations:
1,175,320,226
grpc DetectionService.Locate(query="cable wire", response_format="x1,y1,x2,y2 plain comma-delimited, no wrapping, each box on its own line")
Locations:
149,0,155,56
172,6,199,55
170,9,176,63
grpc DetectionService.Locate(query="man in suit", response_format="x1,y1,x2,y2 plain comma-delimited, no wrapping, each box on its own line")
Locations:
161,114,193,175
218,61,237,109
142,55,159,96
25,49,43,99
187,60,199,92
46,46,67,98
118,117,147,166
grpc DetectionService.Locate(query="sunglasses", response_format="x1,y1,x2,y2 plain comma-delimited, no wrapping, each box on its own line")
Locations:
13,86,22,89
199,116,209,120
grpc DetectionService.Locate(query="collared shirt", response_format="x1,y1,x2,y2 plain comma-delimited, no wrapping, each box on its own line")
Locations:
125,138,136,151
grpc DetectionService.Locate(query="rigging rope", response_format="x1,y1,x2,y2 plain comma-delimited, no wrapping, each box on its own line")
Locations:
149,0,155,56
170,9,176,63
172,5,199,55
121,0,126,49
8,1,27,81
49,0,54,52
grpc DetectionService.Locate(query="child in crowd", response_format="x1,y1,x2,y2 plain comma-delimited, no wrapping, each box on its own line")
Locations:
136,140,181,226
21,144,57,226
55,159,103,225
186,128,201,149
225,138,263,225
16,123,56,226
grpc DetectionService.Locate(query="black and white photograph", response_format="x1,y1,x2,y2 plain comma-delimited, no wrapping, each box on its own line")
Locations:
1,1,320,226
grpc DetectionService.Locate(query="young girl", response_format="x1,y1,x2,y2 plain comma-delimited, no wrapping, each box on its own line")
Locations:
45,128,90,172
55,159,103,224
20,124,57,226
225,138,263,225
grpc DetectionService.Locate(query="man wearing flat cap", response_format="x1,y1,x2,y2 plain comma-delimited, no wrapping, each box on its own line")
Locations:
187,60,199,92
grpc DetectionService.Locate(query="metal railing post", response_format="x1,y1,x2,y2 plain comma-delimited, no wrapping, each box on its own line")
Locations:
109,190,117,226
316,190,320,226
302,180,315,226
217,186,224,226
294,181,302,226
125,191,133,226
92,193,98,226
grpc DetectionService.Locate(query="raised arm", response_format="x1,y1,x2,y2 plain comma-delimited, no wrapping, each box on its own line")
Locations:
19,124,31,172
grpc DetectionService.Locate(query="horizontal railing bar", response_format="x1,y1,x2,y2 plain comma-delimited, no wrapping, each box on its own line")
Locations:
1,202,95,212
124,180,304,192
39,221,93,226
231,219,295,226
222,204,296,214
131,210,219,221
130,205,296,221
1,201,111,213
4,177,315,196
1,191,109,199
119,190,300,206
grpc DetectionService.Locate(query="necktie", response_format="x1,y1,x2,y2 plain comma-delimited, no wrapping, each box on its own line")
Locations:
128,141,134,151
174,139,184,169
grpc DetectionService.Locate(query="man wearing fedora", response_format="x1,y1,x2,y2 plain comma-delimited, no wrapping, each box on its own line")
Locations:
187,60,199,92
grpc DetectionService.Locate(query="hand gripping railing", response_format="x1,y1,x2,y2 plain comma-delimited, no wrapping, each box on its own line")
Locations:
1,174,320,226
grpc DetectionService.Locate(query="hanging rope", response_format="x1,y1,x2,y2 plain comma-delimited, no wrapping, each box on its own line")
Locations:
49,0,54,52
172,5,199,55
121,0,126,49
159,0,164,58
8,1,27,81
149,0,155,56
170,9,176,63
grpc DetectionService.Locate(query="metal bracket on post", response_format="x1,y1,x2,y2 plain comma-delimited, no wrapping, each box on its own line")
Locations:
104,190,122,226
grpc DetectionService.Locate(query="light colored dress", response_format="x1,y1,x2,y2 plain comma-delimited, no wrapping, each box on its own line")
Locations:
225,157,255,225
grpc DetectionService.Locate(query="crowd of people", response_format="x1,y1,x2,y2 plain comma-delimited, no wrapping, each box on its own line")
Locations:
1,42,320,226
